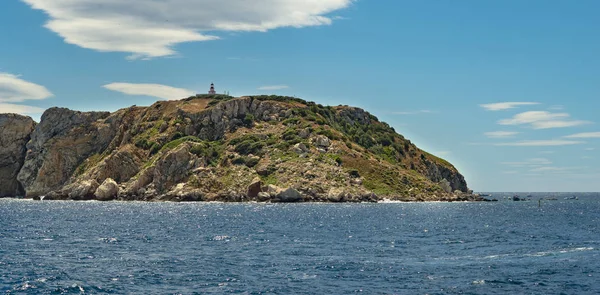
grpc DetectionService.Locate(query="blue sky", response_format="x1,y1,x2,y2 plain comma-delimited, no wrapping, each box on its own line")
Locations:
1,0,599,192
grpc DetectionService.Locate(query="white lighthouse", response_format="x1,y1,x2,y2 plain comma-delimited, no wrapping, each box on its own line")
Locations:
208,83,216,94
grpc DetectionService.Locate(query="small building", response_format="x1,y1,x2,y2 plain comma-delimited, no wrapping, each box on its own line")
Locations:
208,83,216,94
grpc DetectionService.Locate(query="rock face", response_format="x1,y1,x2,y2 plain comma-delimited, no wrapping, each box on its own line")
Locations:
1,95,477,202
17,108,115,197
0,114,36,197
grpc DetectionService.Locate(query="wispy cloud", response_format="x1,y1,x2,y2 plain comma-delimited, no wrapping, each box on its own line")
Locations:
585,148,596,151
480,102,539,111
392,110,436,115
495,140,585,147
502,158,552,167
484,131,520,138
257,85,289,91
0,72,52,116
0,72,53,103
103,83,195,100
564,132,600,139
529,166,583,173
0,103,45,114
23,0,353,59
498,111,590,129
502,171,519,174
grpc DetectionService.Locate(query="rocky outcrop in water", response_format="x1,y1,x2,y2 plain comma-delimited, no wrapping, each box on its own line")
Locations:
1,95,481,202
0,114,36,197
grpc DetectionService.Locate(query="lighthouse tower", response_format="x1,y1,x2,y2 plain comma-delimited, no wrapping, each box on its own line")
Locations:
208,83,216,94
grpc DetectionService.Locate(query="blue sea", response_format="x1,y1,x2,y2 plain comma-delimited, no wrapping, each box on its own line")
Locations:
1,193,599,294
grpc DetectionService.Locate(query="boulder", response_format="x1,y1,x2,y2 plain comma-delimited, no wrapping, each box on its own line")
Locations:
313,135,331,148
0,114,36,197
438,179,452,193
94,178,119,200
246,178,263,199
291,143,309,154
276,188,303,203
67,180,100,200
257,192,271,202
299,128,311,139
327,188,346,202
161,183,204,202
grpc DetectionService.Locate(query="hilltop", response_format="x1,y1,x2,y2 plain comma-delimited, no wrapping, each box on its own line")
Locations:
0,95,480,202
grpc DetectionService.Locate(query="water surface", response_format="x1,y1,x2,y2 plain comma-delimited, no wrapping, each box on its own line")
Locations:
1,193,599,294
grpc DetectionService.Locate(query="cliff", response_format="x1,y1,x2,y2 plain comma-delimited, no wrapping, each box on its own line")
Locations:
1,95,480,202
0,114,36,197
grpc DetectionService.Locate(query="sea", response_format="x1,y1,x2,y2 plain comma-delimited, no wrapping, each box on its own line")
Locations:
1,193,599,294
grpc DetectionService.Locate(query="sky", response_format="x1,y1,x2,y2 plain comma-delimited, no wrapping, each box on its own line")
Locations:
1,0,599,192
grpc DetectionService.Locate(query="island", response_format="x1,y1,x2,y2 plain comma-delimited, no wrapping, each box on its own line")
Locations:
0,95,482,202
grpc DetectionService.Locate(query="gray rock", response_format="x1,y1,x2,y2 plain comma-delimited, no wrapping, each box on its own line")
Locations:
257,192,271,202
95,178,119,200
439,179,452,193
17,107,114,197
313,135,331,148
299,128,311,139
327,188,346,202
291,143,309,154
276,188,303,203
68,180,100,200
0,114,35,197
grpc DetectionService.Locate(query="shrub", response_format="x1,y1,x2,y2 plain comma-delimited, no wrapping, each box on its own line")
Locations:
243,113,255,127
230,135,265,155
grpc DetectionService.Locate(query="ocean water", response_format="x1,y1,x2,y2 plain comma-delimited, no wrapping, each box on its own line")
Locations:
1,193,599,294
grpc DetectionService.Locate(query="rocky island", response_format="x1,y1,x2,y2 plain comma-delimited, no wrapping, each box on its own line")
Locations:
0,95,481,202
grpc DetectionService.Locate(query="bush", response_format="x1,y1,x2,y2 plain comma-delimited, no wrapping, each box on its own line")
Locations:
149,142,162,155
243,113,255,127
171,132,184,141
230,135,265,155
231,156,260,168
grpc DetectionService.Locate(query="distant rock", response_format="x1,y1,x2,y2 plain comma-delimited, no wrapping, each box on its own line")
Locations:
0,114,35,198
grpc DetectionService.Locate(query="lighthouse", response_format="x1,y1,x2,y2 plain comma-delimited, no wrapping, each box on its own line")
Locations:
208,83,216,94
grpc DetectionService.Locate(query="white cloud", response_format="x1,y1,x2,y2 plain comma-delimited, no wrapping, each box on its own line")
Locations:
502,158,552,167
0,72,53,103
103,83,195,100
23,0,353,59
564,132,600,139
258,85,289,91
498,111,590,129
393,110,436,115
502,171,519,174
484,131,520,138
495,140,585,147
480,102,539,111
0,103,45,114
585,148,596,151
529,166,582,173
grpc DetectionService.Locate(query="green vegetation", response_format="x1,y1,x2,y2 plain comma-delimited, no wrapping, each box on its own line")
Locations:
232,156,260,168
229,135,265,155
190,141,223,166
